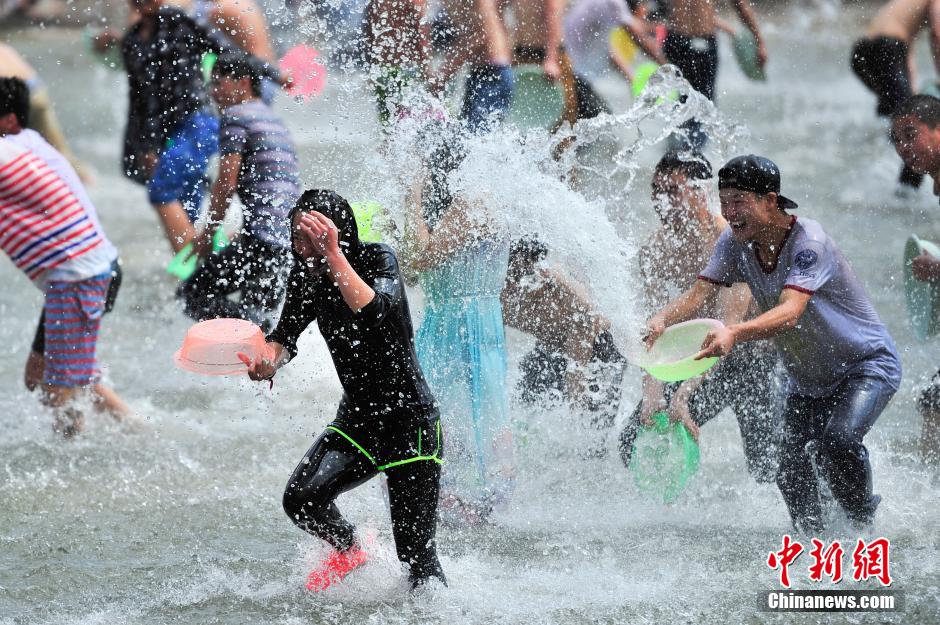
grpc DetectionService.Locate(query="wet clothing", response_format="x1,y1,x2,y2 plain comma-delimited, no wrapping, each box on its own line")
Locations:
177,235,290,333
267,221,444,585
850,36,923,188
618,341,782,483
917,367,940,412
121,8,220,161
518,330,626,433
698,216,900,531
147,111,220,221
218,100,300,248
416,237,515,517
699,217,901,398
563,0,635,80
1,131,117,286
41,272,112,387
283,424,445,586
32,259,122,355
776,375,894,532
268,243,437,416
461,63,514,133
664,32,718,101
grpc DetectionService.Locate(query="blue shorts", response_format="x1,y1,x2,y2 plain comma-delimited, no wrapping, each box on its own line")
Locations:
148,111,220,222
461,64,514,133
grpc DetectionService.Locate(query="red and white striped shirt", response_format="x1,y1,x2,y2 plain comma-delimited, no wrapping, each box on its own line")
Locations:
0,133,114,286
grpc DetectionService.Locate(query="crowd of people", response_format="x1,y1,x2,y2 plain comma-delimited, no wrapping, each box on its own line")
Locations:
2,0,939,594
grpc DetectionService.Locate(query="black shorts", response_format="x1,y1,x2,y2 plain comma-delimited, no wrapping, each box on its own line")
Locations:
850,36,911,117
664,32,718,101
330,401,442,470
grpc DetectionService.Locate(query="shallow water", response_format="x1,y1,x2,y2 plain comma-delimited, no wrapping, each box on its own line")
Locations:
2,3,940,624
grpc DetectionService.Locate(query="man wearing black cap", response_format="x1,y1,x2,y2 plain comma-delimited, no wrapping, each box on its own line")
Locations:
644,155,901,532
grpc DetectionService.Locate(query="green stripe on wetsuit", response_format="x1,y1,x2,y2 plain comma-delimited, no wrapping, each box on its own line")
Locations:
326,421,443,471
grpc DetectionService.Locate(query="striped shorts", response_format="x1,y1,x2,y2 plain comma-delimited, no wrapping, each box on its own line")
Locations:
43,273,111,387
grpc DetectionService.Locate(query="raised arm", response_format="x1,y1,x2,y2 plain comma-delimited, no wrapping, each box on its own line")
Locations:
192,152,241,258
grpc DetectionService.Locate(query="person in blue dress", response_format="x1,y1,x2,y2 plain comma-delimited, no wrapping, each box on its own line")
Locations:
405,137,514,524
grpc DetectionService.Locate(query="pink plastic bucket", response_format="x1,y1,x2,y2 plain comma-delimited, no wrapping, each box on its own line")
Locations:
174,318,269,376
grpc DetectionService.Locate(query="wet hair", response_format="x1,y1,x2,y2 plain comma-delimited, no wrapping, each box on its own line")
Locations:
893,94,940,129
212,54,262,97
288,189,361,258
654,150,713,181
0,77,30,128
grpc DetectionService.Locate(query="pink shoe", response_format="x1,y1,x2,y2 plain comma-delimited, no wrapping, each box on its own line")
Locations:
305,545,368,591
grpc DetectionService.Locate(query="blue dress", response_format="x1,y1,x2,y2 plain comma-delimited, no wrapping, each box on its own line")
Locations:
415,237,514,515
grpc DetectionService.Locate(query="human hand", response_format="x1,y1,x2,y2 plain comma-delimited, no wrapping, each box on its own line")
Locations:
298,212,341,260
668,395,700,441
913,252,940,282
694,326,735,360
237,343,282,381
24,350,43,391
542,56,562,82
189,228,215,259
757,39,768,68
643,315,667,350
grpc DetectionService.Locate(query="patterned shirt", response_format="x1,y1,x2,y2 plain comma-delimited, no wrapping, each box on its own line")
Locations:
0,132,116,286
219,100,300,248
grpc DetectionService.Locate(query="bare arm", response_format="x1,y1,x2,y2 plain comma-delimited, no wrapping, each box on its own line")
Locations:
299,212,376,312
626,21,667,65
646,278,722,346
542,0,565,79
732,0,767,67
696,287,812,359
929,0,940,76
477,0,511,64
192,152,240,257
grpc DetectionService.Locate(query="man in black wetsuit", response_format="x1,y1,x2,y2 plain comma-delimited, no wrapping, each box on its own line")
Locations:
241,189,446,592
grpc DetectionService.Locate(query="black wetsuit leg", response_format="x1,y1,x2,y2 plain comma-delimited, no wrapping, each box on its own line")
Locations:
385,458,446,586
177,235,289,333
282,430,377,551
776,375,893,532
850,36,923,188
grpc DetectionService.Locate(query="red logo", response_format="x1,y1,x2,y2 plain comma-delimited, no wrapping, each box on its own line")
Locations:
767,536,892,588
767,534,804,588
851,538,892,586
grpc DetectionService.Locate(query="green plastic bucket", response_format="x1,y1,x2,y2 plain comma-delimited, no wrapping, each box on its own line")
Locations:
350,200,384,243
904,234,940,342
732,29,766,82
507,64,565,131
631,411,700,503
166,229,229,281
639,318,722,382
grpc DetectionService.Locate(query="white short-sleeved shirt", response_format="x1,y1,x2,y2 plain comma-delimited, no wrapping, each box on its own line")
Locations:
563,0,634,79
699,216,901,397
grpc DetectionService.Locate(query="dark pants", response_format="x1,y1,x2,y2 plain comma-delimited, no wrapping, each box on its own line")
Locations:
282,422,445,587
32,259,122,354
619,342,781,483
776,375,894,533
850,36,923,188
664,32,718,149
461,63,514,133
177,235,289,333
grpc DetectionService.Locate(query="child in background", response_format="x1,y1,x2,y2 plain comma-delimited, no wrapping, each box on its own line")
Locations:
178,55,300,331
0,77,129,437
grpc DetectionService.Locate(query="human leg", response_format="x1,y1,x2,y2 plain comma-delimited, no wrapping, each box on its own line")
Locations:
917,371,940,466
816,376,894,527
775,394,827,533
385,456,446,587
282,429,377,551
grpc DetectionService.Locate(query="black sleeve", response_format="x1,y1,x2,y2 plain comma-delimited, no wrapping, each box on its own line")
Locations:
357,246,404,327
266,263,318,360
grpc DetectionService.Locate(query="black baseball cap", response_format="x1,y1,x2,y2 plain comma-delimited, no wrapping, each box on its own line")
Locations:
718,155,798,210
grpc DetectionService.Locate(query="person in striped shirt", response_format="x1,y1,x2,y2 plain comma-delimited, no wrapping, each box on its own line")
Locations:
0,77,129,437
177,55,300,331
